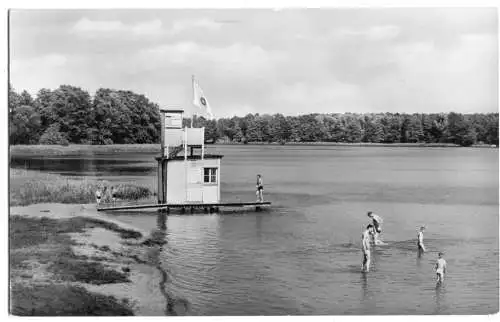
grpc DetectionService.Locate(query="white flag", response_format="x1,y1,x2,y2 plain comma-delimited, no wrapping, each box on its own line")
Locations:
193,77,214,120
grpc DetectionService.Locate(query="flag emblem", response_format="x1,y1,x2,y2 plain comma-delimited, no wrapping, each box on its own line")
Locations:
193,76,214,120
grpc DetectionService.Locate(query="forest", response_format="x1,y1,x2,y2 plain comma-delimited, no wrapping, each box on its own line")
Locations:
9,84,499,147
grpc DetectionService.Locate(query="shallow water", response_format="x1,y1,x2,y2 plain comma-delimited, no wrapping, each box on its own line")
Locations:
11,145,499,315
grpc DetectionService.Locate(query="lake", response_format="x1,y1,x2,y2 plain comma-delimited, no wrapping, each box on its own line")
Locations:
10,145,499,315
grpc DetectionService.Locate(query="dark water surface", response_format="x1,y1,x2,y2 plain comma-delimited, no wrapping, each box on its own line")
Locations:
11,145,499,315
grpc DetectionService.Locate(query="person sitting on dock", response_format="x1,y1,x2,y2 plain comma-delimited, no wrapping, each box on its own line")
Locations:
256,174,264,203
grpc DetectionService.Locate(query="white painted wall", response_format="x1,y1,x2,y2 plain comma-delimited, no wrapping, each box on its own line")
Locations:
166,161,187,204
166,159,221,204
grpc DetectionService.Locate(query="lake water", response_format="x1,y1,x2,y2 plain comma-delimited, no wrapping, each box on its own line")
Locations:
10,145,499,315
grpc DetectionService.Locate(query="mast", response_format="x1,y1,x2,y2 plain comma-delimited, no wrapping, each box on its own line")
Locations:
191,75,195,128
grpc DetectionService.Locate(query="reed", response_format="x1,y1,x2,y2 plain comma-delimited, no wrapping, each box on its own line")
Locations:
10,169,152,206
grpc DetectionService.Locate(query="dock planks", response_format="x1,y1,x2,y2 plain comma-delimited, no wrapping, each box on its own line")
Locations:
97,201,271,212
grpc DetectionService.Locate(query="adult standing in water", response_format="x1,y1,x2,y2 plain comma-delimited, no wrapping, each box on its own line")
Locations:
361,224,373,272
256,174,264,203
367,211,384,245
417,226,426,256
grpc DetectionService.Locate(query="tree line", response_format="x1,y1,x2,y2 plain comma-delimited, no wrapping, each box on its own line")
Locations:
9,84,499,147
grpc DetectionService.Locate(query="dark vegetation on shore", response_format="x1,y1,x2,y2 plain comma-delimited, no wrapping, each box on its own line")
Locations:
9,169,152,207
9,84,498,147
10,284,134,316
9,215,140,316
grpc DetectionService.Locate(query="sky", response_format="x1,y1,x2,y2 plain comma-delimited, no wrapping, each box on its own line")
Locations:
9,8,499,118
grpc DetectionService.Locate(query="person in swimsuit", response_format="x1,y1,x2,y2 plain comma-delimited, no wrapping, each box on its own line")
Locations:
361,224,374,272
111,186,117,205
256,174,264,203
367,211,383,245
95,188,102,207
435,252,447,283
417,226,426,255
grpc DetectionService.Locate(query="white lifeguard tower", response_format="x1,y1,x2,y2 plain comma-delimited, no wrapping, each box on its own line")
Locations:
155,108,223,205
97,76,271,213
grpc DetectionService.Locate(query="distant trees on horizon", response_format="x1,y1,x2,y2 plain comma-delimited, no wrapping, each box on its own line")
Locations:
9,84,499,147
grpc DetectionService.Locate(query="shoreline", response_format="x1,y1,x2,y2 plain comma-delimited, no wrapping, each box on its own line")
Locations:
9,203,183,316
8,142,498,157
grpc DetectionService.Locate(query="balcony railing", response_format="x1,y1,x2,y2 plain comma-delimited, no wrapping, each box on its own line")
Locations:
163,127,205,149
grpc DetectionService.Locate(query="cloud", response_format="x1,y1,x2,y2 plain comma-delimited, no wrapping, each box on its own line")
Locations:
362,33,498,113
131,19,163,35
10,54,69,94
271,81,369,115
10,9,498,116
333,25,401,41
138,41,287,77
366,25,401,41
169,18,221,35
72,18,125,33
71,17,163,37
71,17,221,38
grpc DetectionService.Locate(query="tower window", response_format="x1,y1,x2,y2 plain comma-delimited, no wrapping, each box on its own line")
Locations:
204,168,217,183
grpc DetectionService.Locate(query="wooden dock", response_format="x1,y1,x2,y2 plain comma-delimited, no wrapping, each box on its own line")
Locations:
97,201,271,213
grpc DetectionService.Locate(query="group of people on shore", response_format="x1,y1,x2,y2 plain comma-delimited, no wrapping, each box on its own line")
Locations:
361,211,447,284
95,185,117,207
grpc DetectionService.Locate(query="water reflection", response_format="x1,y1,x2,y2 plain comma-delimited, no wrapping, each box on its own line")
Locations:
433,282,446,314
255,214,263,240
146,212,191,316
361,272,369,301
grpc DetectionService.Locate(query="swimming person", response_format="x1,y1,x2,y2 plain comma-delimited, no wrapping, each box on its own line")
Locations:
362,224,373,272
417,226,426,254
256,174,264,203
435,252,447,284
367,211,383,245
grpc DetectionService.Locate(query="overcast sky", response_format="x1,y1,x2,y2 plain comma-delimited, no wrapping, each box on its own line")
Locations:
9,8,498,117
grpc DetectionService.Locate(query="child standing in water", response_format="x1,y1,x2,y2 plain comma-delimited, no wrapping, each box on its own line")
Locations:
256,174,264,203
435,252,447,283
417,226,426,254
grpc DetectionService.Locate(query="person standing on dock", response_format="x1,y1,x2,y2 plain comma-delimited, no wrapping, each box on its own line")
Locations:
111,186,117,205
361,224,373,272
95,188,102,207
256,174,264,203
102,186,108,203
367,211,383,245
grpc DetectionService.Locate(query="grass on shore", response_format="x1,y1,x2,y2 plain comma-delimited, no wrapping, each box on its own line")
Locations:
9,142,497,158
10,284,134,316
10,144,161,157
10,215,138,316
10,168,152,206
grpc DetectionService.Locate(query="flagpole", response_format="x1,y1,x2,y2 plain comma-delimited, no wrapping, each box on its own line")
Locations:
191,75,195,128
